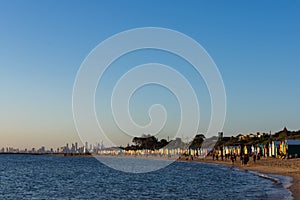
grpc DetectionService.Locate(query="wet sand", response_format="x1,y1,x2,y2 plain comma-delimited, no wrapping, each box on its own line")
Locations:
182,157,300,199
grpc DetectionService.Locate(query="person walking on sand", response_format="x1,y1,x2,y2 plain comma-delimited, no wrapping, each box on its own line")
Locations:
240,155,244,166
231,154,234,165
253,153,257,163
213,153,215,161
244,154,249,165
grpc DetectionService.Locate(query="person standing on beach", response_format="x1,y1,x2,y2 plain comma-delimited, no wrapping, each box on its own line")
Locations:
213,153,215,161
244,154,249,165
241,155,244,166
253,154,257,163
231,154,234,165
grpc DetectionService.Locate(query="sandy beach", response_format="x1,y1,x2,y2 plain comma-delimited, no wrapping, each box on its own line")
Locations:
181,156,300,199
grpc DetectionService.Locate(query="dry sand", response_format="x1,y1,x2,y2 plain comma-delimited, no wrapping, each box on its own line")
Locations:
181,156,300,199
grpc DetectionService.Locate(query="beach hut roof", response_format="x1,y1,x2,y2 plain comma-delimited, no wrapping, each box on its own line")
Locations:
286,140,300,145
272,141,281,145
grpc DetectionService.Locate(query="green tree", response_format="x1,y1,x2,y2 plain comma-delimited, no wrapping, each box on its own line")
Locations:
190,134,206,148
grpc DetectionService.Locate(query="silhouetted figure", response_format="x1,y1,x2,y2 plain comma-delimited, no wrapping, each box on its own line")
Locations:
253,154,257,163
240,155,244,166
244,155,249,165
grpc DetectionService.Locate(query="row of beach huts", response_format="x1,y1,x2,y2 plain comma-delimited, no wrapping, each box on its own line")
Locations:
213,140,300,159
97,140,300,159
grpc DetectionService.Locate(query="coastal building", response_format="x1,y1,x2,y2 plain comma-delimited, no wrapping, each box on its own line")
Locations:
223,146,239,155
257,144,267,157
283,140,300,158
243,145,252,155
237,134,244,141
218,132,223,139
236,133,261,141
269,141,281,157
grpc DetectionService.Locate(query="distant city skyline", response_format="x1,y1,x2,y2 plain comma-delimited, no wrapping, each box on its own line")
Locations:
0,140,104,154
1,1,300,149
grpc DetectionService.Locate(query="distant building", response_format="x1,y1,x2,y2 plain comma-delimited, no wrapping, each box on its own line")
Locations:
256,132,261,138
75,142,78,152
85,142,88,152
37,146,45,153
285,140,300,158
218,132,223,140
237,134,244,141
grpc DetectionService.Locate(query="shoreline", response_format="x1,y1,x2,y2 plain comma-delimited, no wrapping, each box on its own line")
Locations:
181,157,300,200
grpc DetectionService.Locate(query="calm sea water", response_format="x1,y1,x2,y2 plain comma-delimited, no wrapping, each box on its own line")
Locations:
0,155,293,199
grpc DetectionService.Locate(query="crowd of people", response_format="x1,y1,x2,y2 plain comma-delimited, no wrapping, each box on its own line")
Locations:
211,152,261,165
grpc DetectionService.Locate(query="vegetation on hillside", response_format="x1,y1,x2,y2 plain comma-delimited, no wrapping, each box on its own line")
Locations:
215,128,300,148
122,134,206,150
120,128,300,150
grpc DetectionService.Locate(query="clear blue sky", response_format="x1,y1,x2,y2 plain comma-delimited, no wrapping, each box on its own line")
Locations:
0,0,299,148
